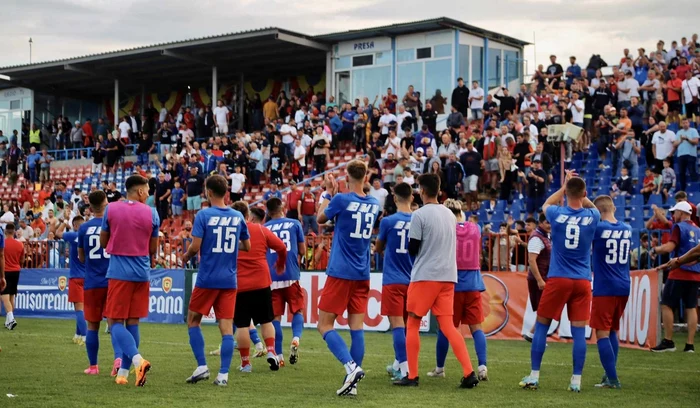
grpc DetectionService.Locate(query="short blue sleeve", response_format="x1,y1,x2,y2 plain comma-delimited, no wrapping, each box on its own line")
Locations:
545,205,559,223
192,211,205,239
63,231,77,242
324,195,344,221
101,206,110,232
238,215,250,241
0,228,4,249
295,221,305,244
377,217,390,242
151,208,160,237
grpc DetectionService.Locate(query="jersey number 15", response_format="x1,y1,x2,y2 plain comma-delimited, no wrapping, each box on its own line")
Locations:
212,226,237,253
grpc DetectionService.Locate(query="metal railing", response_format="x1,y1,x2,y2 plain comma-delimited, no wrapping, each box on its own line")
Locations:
47,142,161,162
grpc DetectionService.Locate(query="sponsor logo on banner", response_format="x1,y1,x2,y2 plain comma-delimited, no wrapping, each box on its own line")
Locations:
58,276,67,291
147,270,185,323
162,277,173,294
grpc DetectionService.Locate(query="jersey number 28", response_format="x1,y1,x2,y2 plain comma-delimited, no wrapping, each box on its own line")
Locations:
88,235,110,259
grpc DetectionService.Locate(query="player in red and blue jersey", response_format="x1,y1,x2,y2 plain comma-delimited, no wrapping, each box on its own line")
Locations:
265,197,306,367
428,199,489,381
520,171,600,392
101,175,160,387
183,175,250,386
590,195,631,389
78,191,123,376
316,160,380,396
375,182,413,381
58,216,87,346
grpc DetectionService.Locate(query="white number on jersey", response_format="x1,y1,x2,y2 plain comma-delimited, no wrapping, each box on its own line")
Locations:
350,212,375,239
270,230,292,253
565,224,580,249
88,235,110,260
396,229,408,254
604,238,630,264
212,226,237,253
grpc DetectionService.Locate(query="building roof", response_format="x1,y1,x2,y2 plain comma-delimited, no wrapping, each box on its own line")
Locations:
314,17,529,48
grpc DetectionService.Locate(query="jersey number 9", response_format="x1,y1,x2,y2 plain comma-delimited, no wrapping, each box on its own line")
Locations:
565,224,580,249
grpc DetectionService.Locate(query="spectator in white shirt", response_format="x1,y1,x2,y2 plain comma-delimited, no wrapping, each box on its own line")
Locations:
469,81,485,120
279,119,297,159
213,99,229,136
294,106,308,129
118,116,131,140
616,71,639,109
568,92,585,126
159,106,168,124
379,107,397,136
395,105,413,137
652,121,677,173
383,130,401,158
228,165,246,202
369,178,389,210
682,70,700,123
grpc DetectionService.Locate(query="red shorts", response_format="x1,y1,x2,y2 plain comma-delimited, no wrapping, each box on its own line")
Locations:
84,287,109,323
381,284,408,317
406,281,455,317
68,278,84,303
271,282,305,317
318,277,369,316
104,279,150,320
453,291,483,326
189,287,237,319
537,278,592,322
590,296,629,331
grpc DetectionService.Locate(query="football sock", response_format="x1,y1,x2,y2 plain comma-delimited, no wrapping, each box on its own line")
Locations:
291,313,304,339
531,321,549,371
76,311,87,337
406,317,422,380
472,329,488,367
264,337,275,354
86,329,99,366
272,320,283,355
249,328,261,345
220,335,234,374
571,326,587,376
126,324,140,348
239,347,250,367
132,354,143,367
596,337,618,381
392,327,407,368
435,329,449,369
392,359,400,371
322,330,353,366
609,330,619,364
117,368,129,378
436,315,473,376
350,329,365,367
111,323,137,370
188,326,207,367
6,311,14,323
110,325,123,360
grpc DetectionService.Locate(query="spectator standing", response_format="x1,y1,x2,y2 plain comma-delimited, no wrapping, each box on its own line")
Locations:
446,106,465,138
568,92,585,127
263,96,279,122
451,78,470,117
369,178,389,211
494,87,516,117
297,184,318,235
154,172,171,224
402,85,420,130
565,56,581,87
81,118,94,147
262,183,282,203
37,149,52,184
675,118,699,191
248,143,264,186
70,121,84,149
185,165,205,214
26,147,40,183
459,140,481,207
382,88,398,114
29,124,41,151
522,159,547,216
213,100,229,136
444,153,464,199
616,71,640,110
293,138,306,183
421,102,438,135
651,121,677,174
545,55,564,89
681,70,699,124
170,180,184,216
136,133,154,166
469,81,485,121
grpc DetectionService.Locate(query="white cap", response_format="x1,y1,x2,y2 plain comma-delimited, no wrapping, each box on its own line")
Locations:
670,201,693,214
416,147,424,153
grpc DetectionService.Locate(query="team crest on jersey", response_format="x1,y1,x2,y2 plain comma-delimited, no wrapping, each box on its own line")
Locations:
691,231,696,238
58,276,67,292
162,277,173,294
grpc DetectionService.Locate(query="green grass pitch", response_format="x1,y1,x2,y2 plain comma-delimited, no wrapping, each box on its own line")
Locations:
0,319,697,407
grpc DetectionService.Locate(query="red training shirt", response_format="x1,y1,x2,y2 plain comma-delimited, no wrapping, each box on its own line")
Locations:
287,189,303,211
5,237,25,272
236,222,287,292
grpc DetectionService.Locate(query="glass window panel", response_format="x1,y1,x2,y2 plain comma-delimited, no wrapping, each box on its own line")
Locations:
397,62,424,101
10,100,20,110
397,49,414,62
425,59,452,103
353,55,373,67
336,56,351,70
352,66,391,102
472,46,483,86
488,48,501,89
375,51,391,66
504,50,520,85
434,44,452,58
459,44,470,82
416,47,432,60
22,97,32,111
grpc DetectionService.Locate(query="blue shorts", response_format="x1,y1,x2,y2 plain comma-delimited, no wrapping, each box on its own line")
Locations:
187,195,202,210
171,204,183,216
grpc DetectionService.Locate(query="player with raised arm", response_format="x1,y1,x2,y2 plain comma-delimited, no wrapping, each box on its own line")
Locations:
265,197,306,366
57,217,87,345
78,191,123,376
590,195,631,389
519,170,600,392
427,199,488,381
394,174,479,389
182,175,251,386
374,182,414,381
101,175,160,387
316,160,380,396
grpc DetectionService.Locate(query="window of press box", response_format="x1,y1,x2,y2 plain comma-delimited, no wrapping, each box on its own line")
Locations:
352,55,374,67
416,47,432,59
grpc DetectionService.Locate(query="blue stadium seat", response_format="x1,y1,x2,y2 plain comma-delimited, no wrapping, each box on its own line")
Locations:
647,194,663,207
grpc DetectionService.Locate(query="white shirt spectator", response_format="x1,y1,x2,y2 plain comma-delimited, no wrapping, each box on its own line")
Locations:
568,100,585,123
652,130,677,160
213,106,229,126
369,186,389,209
396,111,413,136
159,107,168,123
300,133,313,150
294,110,307,128
682,77,700,102
229,173,245,193
118,121,131,139
520,98,539,112
410,155,427,174
280,123,296,144
384,135,401,158
379,113,397,135
470,87,485,110
618,78,640,101
294,145,306,166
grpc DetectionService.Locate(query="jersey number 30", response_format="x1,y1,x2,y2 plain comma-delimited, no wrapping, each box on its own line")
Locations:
605,239,630,264
212,226,237,253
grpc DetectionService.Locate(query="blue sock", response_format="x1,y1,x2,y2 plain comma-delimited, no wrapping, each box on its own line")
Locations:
322,330,353,365
609,331,619,364
188,326,207,367
531,321,549,371
126,324,140,348
392,327,407,364
350,330,365,367
472,329,488,367
272,320,283,355
219,335,234,374
75,322,80,336
86,329,99,366
596,337,618,381
76,311,87,336
291,313,304,339
111,323,138,370
111,327,123,360
435,329,449,368
249,327,261,345
571,326,587,376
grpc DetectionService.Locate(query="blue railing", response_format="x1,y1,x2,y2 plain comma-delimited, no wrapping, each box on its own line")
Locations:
48,143,161,161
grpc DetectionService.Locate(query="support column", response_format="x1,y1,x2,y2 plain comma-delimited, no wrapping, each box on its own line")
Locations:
238,73,244,130
114,79,119,127
483,38,489,89
78,100,83,122
140,84,145,116
212,66,218,108
326,51,332,105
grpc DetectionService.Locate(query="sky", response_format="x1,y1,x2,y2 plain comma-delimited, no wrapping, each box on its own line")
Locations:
1,0,698,73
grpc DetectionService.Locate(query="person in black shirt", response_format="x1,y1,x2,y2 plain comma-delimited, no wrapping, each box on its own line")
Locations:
105,181,122,202
92,141,104,179
593,81,613,118
545,55,564,89
185,165,205,215
451,77,470,116
520,159,547,216
494,87,516,117
137,133,154,166
268,144,286,186
154,172,172,224
104,133,119,180
459,140,482,207
421,102,438,135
